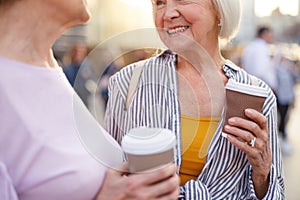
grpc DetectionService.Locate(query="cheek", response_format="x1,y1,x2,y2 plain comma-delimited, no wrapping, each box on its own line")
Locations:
154,12,164,28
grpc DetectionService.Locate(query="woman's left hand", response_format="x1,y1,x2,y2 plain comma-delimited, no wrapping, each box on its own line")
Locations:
224,108,272,198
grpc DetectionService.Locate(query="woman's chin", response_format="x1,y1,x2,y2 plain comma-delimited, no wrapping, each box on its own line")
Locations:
164,40,196,54
160,33,195,52
76,9,91,25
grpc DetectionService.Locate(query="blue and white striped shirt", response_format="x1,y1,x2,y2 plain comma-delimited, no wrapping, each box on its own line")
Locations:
104,50,284,200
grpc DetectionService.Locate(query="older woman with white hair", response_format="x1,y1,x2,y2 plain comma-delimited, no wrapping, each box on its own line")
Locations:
0,0,180,199
105,0,285,199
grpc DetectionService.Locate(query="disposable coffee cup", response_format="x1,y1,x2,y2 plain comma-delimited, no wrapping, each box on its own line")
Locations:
121,127,176,173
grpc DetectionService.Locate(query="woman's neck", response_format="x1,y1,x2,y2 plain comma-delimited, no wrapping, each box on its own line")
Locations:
177,48,225,72
0,2,65,68
176,45,228,86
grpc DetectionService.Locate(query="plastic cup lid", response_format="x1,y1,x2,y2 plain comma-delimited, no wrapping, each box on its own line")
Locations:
121,127,176,155
225,79,269,97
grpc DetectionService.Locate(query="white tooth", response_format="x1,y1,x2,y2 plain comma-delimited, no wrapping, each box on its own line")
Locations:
167,26,187,35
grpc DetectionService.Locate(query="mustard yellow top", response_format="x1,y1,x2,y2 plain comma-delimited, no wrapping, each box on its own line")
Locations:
179,115,220,186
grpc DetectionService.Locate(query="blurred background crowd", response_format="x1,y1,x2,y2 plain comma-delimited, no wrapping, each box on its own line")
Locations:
51,0,300,198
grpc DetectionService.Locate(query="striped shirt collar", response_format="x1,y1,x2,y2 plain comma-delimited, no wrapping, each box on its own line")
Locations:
157,49,241,76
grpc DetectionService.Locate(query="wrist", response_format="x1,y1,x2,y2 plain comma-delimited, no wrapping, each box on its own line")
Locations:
252,171,269,184
251,171,270,199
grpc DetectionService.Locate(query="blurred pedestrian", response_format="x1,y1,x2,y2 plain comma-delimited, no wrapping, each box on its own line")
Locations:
63,43,89,86
275,54,299,155
63,43,97,107
98,62,119,108
242,26,277,91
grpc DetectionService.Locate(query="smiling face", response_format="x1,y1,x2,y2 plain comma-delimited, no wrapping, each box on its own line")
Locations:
152,0,219,52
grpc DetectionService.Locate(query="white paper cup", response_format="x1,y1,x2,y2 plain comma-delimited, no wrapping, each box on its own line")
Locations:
121,127,176,173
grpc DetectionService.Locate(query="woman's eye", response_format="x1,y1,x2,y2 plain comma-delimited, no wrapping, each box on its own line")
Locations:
155,0,165,6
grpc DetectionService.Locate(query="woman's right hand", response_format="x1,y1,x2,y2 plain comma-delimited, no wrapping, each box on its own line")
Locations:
96,163,179,200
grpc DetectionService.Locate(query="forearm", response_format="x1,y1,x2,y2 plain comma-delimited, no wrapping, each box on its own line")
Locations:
248,165,285,200
249,106,285,200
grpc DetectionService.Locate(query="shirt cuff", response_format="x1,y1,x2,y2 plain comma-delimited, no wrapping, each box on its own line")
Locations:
248,164,277,200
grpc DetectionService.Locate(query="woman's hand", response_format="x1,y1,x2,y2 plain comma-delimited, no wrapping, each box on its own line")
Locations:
224,108,272,199
95,163,179,200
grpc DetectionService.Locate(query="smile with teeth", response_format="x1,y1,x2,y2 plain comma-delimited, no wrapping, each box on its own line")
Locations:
167,26,189,35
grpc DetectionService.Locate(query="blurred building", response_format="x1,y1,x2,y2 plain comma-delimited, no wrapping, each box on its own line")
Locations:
236,0,300,44
236,0,257,44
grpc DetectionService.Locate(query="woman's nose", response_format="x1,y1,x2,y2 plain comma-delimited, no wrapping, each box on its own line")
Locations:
163,1,180,21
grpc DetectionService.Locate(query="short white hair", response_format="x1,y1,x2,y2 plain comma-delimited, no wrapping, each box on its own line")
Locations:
213,0,242,40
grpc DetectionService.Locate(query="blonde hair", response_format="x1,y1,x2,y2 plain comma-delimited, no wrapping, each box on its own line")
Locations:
213,0,242,40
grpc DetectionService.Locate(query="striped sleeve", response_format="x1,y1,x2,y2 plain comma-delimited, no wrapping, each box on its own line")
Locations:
179,181,211,200
104,64,134,144
248,97,285,200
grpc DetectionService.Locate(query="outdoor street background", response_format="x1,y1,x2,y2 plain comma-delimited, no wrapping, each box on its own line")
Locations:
283,83,300,199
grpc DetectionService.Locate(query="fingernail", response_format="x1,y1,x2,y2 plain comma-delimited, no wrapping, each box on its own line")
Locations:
245,108,252,114
224,125,230,131
222,132,228,138
228,118,235,123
